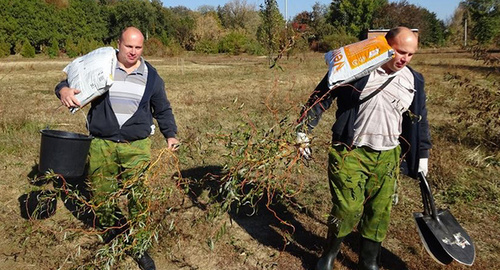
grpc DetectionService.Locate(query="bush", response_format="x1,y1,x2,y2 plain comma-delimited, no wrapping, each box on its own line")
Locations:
319,31,358,52
87,39,103,52
62,38,104,58
0,40,10,58
48,38,59,58
287,35,309,56
21,39,36,58
195,38,219,54
14,40,23,55
143,37,167,57
143,37,185,57
75,38,89,55
244,39,265,56
165,42,184,57
65,38,79,58
219,31,248,55
109,40,118,49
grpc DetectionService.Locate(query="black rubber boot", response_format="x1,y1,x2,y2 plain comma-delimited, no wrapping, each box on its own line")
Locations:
315,234,344,270
358,237,382,270
134,251,156,270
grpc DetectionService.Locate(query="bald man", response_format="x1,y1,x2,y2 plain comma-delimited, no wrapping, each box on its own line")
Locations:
299,27,431,270
55,27,178,270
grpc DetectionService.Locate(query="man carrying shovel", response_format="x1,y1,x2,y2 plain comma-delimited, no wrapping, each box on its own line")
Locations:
55,27,179,270
298,26,432,270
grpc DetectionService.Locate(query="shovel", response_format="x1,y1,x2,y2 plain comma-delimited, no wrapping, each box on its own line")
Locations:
413,172,475,266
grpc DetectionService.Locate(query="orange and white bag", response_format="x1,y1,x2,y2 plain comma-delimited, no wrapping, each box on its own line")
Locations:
325,36,394,89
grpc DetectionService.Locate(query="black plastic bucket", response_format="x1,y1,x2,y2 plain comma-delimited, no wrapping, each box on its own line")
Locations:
39,129,93,177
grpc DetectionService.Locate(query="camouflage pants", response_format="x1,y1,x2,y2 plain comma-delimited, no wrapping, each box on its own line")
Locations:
327,144,400,242
87,138,151,230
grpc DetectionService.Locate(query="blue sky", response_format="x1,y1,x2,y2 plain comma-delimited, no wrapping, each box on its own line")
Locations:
161,0,461,22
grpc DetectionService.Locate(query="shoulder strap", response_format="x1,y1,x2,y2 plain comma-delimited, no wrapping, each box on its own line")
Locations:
358,76,396,106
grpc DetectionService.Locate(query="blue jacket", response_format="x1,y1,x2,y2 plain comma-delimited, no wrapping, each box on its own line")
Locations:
300,67,431,179
55,61,177,142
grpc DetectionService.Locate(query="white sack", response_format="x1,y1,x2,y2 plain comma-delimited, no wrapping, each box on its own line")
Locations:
63,47,117,113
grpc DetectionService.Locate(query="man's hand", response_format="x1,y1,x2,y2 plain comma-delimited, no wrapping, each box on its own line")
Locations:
418,158,428,176
167,137,180,151
59,87,81,108
296,132,312,160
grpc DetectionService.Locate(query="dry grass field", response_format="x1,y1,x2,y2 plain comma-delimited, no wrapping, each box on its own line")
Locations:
0,49,499,270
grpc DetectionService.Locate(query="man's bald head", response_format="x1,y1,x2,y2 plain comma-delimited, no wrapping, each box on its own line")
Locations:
385,27,418,48
119,27,144,43
382,26,419,73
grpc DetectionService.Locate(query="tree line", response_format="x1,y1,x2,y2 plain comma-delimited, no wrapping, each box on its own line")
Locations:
0,0,498,58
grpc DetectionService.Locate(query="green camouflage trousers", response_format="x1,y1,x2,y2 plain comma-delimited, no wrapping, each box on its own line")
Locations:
87,137,151,229
327,144,400,242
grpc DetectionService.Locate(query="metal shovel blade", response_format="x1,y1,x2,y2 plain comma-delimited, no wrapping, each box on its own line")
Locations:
413,172,475,266
413,212,454,265
419,209,475,266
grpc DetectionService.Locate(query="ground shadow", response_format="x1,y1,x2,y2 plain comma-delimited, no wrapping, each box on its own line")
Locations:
179,165,410,270
179,165,323,269
342,233,409,270
55,175,98,228
19,164,97,228
18,189,58,220
229,197,323,269
379,247,409,270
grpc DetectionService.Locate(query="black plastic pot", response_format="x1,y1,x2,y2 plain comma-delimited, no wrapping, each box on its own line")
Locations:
38,129,93,177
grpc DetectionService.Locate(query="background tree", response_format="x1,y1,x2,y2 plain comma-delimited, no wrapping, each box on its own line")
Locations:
463,0,500,45
421,9,447,46
0,0,60,53
257,0,285,60
107,0,155,41
197,5,216,15
0,38,9,57
218,0,256,31
20,38,35,58
309,3,335,42
193,12,224,54
48,37,60,58
165,6,197,50
328,0,387,39
44,0,69,9
149,0,172,46
2,0,496,58
292,3,337,51
0,0,19,54
372,0,446,46
446,3,468,46
217,0,261,44
58,0,107,47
